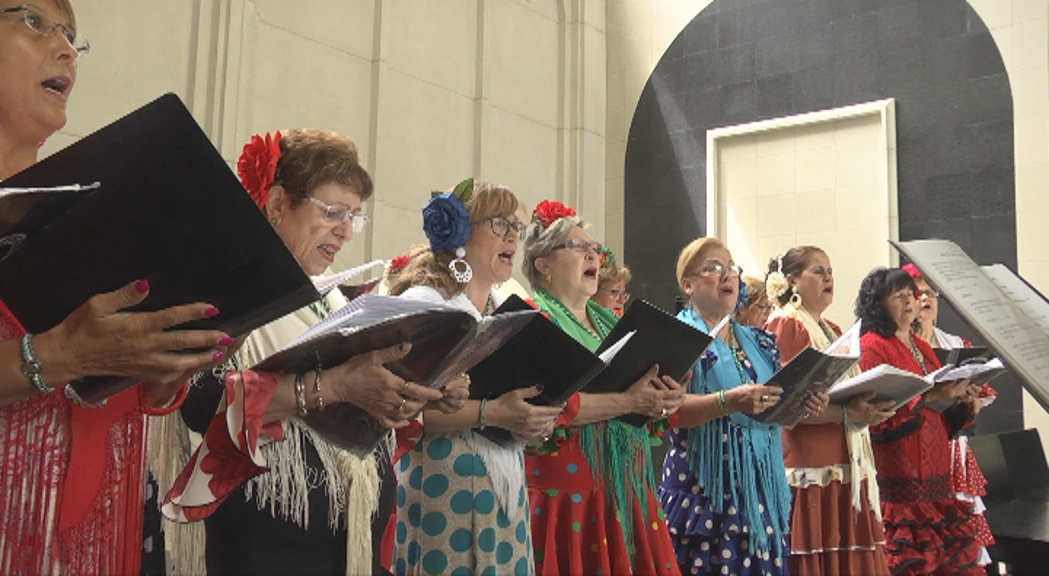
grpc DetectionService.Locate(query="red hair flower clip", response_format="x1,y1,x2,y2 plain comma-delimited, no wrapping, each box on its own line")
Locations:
389,254,411,274
531,200,577,229
237,131,283,208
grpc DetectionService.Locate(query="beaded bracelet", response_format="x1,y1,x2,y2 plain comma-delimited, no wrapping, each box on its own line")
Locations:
294,372,308,416
19,334,53,394
716,389,731,416
478,398,488,430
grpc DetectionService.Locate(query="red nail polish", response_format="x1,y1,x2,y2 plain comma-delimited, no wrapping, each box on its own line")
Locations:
219,336,235,346
213,351,225,361
135,279,150,294
204,307,220,317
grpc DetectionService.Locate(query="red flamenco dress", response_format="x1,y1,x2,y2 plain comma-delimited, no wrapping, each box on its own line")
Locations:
859,331,985,575
0,300,188,574
525,288,680,576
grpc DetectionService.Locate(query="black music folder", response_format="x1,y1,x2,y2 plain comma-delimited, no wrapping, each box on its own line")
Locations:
253,293,540,455
590,299,714,426
467,294,608,445
0,93,319,401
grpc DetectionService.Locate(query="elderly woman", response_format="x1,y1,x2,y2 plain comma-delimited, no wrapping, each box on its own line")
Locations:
855,268,983,575
735,275,772,327
763,246,895,575
660,237,797,575
522,200,685,575
386,180,563,575
165,130,445,575
904,263,995,568
0,1,236,572
591,248,631,315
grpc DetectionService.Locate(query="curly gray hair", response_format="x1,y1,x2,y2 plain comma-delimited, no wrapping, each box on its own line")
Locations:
521,215,586,290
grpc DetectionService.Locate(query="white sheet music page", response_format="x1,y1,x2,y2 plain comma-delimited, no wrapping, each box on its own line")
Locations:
892,239,1049,411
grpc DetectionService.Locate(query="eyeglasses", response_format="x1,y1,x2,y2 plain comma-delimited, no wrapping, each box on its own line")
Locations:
601,288,631,301
306,196,370,232
692,260,743,278
754,303,773,313
474,216,526,238
2,4,89,55
553,238,603,255
918,288,940,299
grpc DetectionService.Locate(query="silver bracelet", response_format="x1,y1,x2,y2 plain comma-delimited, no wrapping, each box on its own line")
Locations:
478,398,488,430
19,334,53,394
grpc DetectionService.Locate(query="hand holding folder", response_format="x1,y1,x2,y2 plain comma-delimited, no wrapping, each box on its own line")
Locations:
253,293,540,455
0,94,320,403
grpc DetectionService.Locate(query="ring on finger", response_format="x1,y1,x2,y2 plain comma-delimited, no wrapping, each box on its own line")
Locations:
393,395,407,416
660,407,668,419
760,394,769,403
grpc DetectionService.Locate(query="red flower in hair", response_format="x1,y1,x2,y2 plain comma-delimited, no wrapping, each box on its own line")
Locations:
389,254,410,273
237,131,283,208
531,200,577,228
902,263,922,278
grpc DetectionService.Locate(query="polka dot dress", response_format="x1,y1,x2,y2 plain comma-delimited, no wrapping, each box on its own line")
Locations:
660,427,788,576
526,425,680,576
395,433,534,576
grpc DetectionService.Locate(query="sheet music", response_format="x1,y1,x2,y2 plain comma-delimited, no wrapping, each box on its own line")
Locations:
312,259,386,295
981,263,1049,335
893,239,1049,411
0,181,101,198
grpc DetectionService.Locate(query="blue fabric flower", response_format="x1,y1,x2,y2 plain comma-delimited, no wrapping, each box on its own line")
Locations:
422,192,471,252
734,275,749,314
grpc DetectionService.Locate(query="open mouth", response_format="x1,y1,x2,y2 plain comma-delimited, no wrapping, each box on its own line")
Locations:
318,243,339,261
583,265,598,280
498,250,515,264
42,77,70,98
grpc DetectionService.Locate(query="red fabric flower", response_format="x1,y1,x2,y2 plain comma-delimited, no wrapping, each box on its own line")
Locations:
237,131,283,208
902,263,922,278
389,254,410,274
531,200,577,228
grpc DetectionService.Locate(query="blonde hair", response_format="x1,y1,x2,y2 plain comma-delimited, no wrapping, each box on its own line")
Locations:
386,182,520,297
521,216,586,290
740,275,766,309
598,263,632,287
675,237,728,293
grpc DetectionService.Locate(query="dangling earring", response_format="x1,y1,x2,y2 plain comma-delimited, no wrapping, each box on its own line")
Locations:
789,287,803,308
545,275,553,287
449,247,473,283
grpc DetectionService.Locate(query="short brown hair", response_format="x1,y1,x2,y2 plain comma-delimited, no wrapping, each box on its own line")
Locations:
675,237,727,293
386,182,521,297
275,129,373,205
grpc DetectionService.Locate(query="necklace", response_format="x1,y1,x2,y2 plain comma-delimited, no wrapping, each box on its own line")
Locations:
308,298,333,320
479,293,495,317
725,326,753,384
903,334,928,374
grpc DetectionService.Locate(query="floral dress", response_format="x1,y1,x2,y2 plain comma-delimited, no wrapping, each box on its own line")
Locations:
526,288,680,576
661,310,792,576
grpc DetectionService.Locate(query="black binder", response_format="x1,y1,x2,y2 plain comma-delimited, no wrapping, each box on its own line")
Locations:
589,299,713,426
0,93,319,401
467,294,608,445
